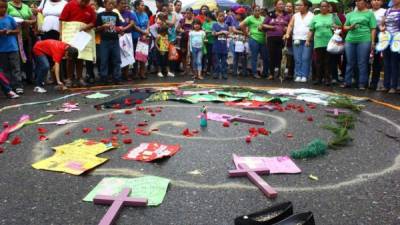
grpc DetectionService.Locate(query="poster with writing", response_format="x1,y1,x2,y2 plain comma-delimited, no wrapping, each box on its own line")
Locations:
119,33,135,67
61,22,96,61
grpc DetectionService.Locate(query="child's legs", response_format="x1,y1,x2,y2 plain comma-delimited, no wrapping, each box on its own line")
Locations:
0,72,11,94
35,55,50,87
0,52,23,89
221,53,228,78
159,52,168,72
99,41,110,81
213,53,220,77
195,48,203,72
110,40,122,81
233,52,239,75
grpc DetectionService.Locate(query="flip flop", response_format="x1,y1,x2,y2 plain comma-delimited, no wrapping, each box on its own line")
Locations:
390,32,400,53
376,31,391,52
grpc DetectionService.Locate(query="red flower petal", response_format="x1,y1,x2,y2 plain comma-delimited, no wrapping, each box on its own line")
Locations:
307,103,317,109
124,98,132,106
182,128,193,137
258,128,269,136
307,116,314,122
120,130,130,135
249,127,257,134
223,122,230,127
85,140,98,145
39,135,48,141
112,104,121,109
135,128,151,136
65,131,71,135
96,126,105,131
245,136,252,143
137,122,148,127
115,122,123,127
37,127,47,134
111,129,119,135
124,110,132,115
11,136,21,145
192,129,199,134
100,138,111,144
111,136,118,141
136,106,144,111
122,138,132,144
286,133,293,138
150,113,156,117
135,99,143,104
3,122,9,128
82,128,91,133
297,107,305,113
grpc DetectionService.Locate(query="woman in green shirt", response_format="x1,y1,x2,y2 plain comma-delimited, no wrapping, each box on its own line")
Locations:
202,11,215,75
341,0,376,90
240,6,268,79
306,0,341,86
7,0,36,90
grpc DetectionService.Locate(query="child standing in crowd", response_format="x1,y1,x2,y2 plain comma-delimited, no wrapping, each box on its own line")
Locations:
189,19,206,79
201,11,215,76
0,0,23,95
212,11,229,79
231,7,248,77
96,0,123,85
155,23,174,77
33,39,78,92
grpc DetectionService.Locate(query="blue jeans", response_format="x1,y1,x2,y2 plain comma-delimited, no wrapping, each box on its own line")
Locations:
191,47,203,71
99,39,121,82
214,53,227,78
34,55,50,87
292,40,312,78
383,49,400,89
344,42,371,87
233,52,248,76
248,38,269,77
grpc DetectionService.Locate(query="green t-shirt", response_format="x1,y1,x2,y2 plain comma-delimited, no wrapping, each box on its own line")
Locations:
7,2,32,20
202,21,216,44
309,14,342,48
243,15,265,44
345,10,376,43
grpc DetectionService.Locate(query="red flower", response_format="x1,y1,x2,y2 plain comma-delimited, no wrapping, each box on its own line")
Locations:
307,116,314,122
39,135,48,141
124,98,132,106
223,122,230,127
135,128,151,136
258,128,269,136
182,128,193,137
96,126,105,131
100,138,111,144
3,122,9,128
82,128,91,133
37,127,47,134
297,107,305,113
136,106,144,111
135,99,143,104
111,129,119,135
245,136,252,143
122,138,132,144
11,136,21,145
124,110,132,115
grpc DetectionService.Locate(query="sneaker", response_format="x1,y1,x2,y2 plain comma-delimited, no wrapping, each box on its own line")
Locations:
7,91,19,99
167,72,175,77
15,88,24,94
388,88,397,94
253,74,261,79
301,77,307,82
294,77,301,82
157,72,164,77
79,79,88,87
378,87,388,92
33,86,47,93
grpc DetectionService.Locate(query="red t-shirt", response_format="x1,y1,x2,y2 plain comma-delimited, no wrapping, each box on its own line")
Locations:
195,15,206,24
33,40,68,63
59,0,96,24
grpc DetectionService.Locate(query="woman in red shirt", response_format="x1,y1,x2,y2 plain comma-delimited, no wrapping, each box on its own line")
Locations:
59,0,96,87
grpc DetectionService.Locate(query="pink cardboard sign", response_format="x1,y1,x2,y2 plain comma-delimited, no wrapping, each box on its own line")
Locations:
233,154,301,174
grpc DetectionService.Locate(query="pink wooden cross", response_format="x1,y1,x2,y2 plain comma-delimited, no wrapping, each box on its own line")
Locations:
223,115,264,125
93,188,148,225
229,163,277,199
46,108,80,113
325,108,349,116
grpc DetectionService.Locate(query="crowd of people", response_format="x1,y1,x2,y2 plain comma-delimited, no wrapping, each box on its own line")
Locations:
0,0,400,99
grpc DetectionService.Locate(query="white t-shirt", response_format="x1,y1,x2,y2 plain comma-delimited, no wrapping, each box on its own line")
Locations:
372,8,386,27
175,12,183,28
38,0,67,32
189,30,205,50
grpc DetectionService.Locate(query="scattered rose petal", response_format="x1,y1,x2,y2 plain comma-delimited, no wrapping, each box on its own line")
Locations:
85,140,98,145
112,104,121,109
135,99,143,104
245,136,252,143
124,98,132,106
111,129,119,135
96,126,105,131
82,128,91,133
307,103,317,109
182,128,193,137
307,116,314,122
223,122,230,127
137,122,148,127
100,138,111,144
65,131,71,135
37,127,47,134
124,110,132,114
150,113,156,117
258,128,269,136
286,133,293,138
115,122,123,127
135,128,151,136
39,135,48,141
136,106,144,111
111,136,118,141
11,136,21,145
297,107,305,113
122,138,132,144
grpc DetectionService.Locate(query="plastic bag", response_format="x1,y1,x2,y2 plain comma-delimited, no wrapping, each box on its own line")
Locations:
327,29,344,54
135,38,149,62
168,44,179,61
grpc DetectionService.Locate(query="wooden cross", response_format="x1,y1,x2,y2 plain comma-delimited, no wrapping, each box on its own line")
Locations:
223,115,264,125
242,105,275,111
229,163,277,199
93,188,148,225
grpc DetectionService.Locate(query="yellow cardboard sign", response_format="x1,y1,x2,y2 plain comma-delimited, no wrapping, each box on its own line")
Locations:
32,139,115,175
61,22,96,61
